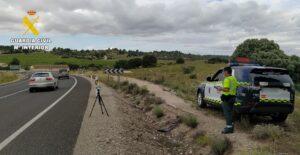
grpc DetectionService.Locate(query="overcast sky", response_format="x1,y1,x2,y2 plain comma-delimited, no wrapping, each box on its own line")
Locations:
0,0,300,56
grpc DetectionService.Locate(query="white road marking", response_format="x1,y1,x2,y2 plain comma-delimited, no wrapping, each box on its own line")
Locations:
0,79,27,88
0,89,29,100
0,76,78,151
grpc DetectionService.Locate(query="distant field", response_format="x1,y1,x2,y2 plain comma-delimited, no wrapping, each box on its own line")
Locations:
0,72,18,84
126,60,226,102
0,53,115,67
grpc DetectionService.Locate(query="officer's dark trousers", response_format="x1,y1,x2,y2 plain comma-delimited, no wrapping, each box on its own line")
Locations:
221,95,236,126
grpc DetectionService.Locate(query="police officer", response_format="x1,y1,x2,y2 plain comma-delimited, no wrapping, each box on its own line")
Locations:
217,67,238,134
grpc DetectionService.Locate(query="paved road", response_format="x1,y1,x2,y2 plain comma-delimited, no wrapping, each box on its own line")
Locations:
0,76,91,154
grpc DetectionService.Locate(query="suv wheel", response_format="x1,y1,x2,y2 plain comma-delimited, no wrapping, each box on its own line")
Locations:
197,93,206,108
271,113,288,123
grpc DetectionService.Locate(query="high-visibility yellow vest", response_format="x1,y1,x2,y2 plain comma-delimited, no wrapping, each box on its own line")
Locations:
222,76,238,96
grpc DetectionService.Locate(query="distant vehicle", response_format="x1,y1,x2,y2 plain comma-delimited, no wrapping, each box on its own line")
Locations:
58,68,69,79
197,61,295,123
28,72,58,92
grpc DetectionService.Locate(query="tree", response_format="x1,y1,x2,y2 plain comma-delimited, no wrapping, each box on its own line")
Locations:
9,58,20,65
176,57,185,64
232,38,300,82
142,55,157,67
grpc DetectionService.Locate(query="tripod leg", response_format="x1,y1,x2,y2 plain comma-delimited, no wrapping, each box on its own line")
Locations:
99,97,109,117
98,95,104,114
89,96,98,117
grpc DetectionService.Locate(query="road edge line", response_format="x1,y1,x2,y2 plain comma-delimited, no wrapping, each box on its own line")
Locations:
0,89,29,100
0,76,78,151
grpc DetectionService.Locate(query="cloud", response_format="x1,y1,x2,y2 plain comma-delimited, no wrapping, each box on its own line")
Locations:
0,0,300,55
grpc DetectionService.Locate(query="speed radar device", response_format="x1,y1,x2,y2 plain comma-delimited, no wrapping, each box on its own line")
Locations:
89,86,109,117
197,58,295,122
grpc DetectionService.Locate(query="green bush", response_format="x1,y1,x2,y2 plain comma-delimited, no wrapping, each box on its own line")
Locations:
210,135,231,155
180,114,198,128
189,74,197,79
142,55,157,67
182,66,195,74
114,60,128,69
127,58,142,69
9,57,20,65
153,106,164,118
252,124,284,140
176,57,185,64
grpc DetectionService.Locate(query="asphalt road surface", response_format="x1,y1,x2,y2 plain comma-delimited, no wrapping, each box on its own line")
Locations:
0,76,91,155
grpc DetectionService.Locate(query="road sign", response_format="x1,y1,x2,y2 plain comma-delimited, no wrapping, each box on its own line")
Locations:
104,68,124,74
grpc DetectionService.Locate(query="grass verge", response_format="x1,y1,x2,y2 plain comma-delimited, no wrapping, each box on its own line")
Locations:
0,72,18,84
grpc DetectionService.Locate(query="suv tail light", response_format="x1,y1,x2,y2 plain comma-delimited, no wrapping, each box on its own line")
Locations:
46,77,54,81
29,78,35,82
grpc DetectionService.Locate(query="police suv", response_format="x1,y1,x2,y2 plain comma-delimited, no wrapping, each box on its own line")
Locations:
197,62,295,122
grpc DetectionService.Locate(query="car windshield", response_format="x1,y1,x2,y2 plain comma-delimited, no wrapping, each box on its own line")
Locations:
234,68,294,85
32,73,50,77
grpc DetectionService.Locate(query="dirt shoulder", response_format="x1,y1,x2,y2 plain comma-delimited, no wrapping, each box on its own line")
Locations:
114,76,261,154
74,76,169,154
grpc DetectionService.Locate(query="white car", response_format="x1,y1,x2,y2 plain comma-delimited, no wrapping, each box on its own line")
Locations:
29,72,58,92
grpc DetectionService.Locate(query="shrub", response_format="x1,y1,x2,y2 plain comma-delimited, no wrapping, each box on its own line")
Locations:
127,58,142,69
144,95,165,105
126,83,140,94
68,63,80,70
189,74,197,79
176,57,185,64
206,57,228,64
142,55,157,67
180,114,198,128
140,86,149,96
9,57,20,65
252,124,284,140
24,65,30,70
114,60,128,69
120,80,129,86
193,130,210,146
182,66,195,74
153,106,164,118
210,135,232,155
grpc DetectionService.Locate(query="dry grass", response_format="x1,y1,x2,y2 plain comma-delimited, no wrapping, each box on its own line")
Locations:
252,124,284,140
126,60,225,102
0,72,18,84
210,135,232,155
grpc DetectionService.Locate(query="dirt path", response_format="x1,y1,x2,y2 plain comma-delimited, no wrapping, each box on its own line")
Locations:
116,76,261,154
74,77,168,155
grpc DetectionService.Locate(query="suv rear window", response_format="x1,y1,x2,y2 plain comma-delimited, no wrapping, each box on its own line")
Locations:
234,67,294,85
33,73,50,77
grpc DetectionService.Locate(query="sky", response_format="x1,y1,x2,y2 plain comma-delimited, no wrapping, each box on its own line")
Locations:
0,0,300,56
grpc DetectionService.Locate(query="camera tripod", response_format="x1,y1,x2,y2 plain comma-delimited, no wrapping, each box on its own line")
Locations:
89,88,109,117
